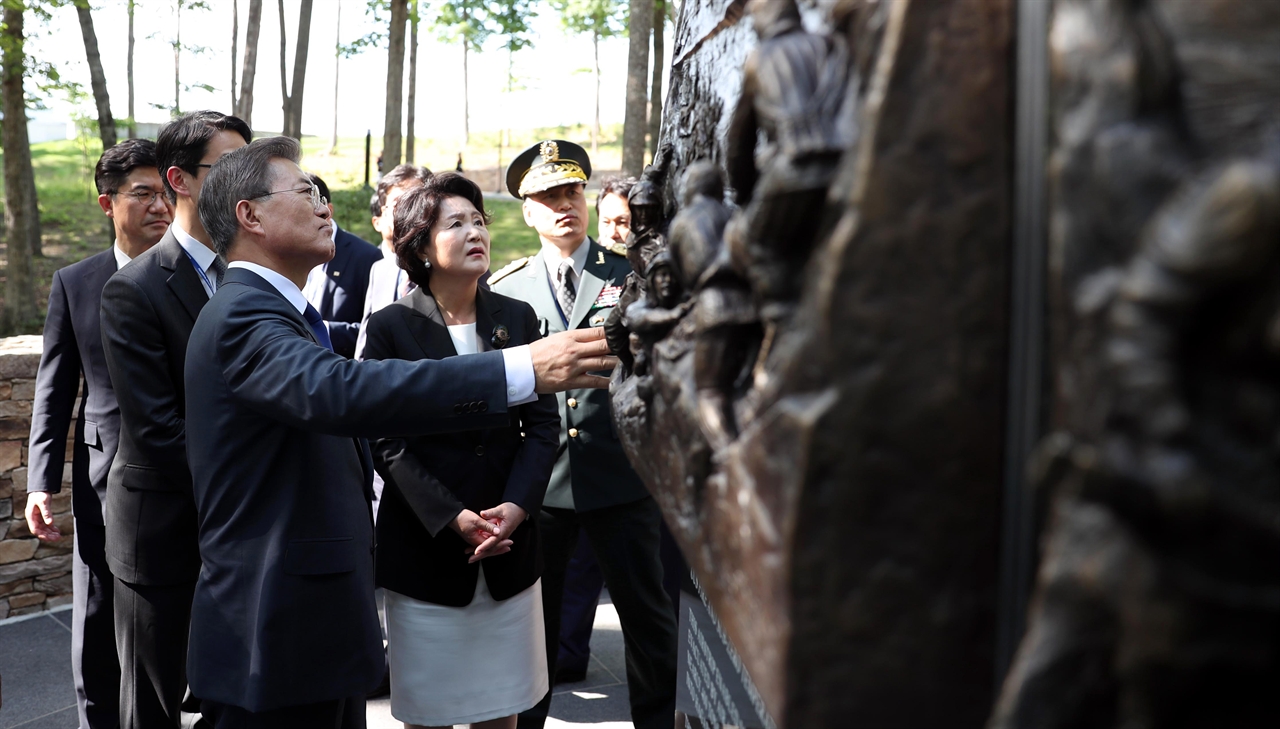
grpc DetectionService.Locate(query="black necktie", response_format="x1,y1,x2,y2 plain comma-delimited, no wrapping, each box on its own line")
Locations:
210,256,227,288
303,303,334,351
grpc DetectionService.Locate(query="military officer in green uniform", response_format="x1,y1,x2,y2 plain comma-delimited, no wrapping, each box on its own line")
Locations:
490,140,677,729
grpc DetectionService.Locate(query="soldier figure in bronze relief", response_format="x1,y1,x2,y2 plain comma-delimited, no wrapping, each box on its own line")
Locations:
728,0,851,321
625,251,688,380
665,162,760,449
604,178,667,373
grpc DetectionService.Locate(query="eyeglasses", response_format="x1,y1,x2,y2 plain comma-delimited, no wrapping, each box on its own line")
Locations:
113,189,166,206
255,183,328,211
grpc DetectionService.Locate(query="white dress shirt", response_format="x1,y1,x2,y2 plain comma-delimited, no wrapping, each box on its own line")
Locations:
540,236,591,298
113,241,133,271
171,221,221,298
232,261,536,406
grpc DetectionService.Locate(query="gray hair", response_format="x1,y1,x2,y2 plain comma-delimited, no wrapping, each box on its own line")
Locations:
198,136,301,257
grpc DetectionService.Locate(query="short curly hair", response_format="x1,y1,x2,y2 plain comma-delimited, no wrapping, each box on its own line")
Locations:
392,172,491,289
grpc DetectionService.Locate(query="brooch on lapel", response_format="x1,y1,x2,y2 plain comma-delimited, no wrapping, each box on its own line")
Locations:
491,325,510,349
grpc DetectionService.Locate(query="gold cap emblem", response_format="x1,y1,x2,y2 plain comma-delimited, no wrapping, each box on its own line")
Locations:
539,140,560,164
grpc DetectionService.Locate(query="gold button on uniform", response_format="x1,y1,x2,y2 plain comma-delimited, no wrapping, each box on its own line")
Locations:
569,428,579,438
567,398,577,409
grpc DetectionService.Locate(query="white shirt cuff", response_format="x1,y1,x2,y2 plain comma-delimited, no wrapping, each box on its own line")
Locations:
502,345,537,406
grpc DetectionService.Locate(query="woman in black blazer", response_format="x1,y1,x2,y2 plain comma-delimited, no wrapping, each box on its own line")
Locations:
362,173,559,729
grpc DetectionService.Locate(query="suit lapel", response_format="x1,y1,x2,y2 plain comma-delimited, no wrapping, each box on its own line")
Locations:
526,250,565,333
570,241,613,330
321,228,352,316
474,288,504,353
158,234,208,323
223,268,320,346
406,288,457,359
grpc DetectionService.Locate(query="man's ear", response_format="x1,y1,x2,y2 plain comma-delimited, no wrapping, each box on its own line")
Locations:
235,199,265,238
166,166,192,200
97,193,114,217
521,198,535,226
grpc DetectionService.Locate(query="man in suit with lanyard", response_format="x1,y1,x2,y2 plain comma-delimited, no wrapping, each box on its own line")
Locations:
100,110,250,729
25,139,172,729
300,174,383,358
490,140,678,729
183,136,614,727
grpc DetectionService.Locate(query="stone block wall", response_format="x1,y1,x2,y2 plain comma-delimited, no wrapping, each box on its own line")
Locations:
0,336,75,620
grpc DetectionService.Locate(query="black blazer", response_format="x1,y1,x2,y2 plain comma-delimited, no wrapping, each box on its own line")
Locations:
363,286,560,607
183,267,511,712
321,226,382,357
28,247,119,526
99,231,206,585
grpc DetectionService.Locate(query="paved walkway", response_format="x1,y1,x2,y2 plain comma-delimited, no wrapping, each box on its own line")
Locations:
0,597,633,729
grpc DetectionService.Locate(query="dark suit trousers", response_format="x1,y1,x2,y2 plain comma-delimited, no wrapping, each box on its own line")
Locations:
519,498,678,729
73,520,121,729
199,696,365,729
557,532,604,673
115,578,195,729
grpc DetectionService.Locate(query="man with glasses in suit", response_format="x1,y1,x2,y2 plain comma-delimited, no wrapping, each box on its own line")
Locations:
25,138,172,729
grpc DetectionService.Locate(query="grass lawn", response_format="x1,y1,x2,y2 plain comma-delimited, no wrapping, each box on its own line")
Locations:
1,131,609,337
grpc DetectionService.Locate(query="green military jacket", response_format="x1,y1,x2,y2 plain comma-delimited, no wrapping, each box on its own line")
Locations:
490,239,649,512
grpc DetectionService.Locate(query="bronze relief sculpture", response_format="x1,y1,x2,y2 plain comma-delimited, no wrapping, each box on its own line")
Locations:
611,0,1280,725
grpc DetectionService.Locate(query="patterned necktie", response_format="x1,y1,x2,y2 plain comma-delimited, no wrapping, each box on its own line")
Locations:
397,272,417,300
209,256,227,289
303,303,334,352
556,258,577,320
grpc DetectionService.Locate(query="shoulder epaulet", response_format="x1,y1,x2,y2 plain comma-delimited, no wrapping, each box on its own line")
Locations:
607,242,628,257
489,256,531,285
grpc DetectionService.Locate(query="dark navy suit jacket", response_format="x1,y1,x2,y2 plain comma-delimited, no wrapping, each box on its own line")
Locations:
183,267,510,712
364,286,560,607
100,231,207,585
320,225,382,357
28,247,119,525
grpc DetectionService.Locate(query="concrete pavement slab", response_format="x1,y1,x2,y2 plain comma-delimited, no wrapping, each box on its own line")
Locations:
0,610,76,729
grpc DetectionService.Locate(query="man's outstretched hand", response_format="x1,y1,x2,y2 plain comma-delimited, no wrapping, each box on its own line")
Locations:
530,327,618,393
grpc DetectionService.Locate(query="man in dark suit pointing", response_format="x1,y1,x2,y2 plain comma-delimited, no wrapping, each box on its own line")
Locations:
184,136,614,727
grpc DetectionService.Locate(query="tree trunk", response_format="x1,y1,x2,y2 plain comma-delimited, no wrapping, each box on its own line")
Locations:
173,1,181,116
592,29,599,154
237,0,262,125
648,0,664,157
283,0,313,139
127,0,136,137
330,0,340,154
231,0,239,111
382,0,408,168
405,0,418,163
3,1,38,330
621,0,652,175
462,36,470,146
74,0,116,150
277,0,288,133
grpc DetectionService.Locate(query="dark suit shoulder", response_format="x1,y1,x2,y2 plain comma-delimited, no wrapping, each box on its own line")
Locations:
59,247,117,283
109,234,177,286
336,228,381,259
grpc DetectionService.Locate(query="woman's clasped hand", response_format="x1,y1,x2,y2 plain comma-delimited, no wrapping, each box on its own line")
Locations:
451,503,528,563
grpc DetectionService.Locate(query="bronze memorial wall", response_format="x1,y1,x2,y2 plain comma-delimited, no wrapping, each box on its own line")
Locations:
619,0,1280,727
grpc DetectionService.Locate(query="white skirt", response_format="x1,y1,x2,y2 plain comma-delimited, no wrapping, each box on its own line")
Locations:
385,572,548,726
